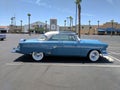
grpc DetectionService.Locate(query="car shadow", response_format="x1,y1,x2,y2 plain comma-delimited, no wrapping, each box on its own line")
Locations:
14,55,113,64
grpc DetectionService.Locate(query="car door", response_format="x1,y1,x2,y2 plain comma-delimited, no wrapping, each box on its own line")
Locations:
58,34,80,56
45,34,63,55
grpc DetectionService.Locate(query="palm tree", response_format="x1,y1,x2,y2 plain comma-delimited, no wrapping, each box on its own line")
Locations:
64,20,66,30
88,20,91,35
27,13,31,36
75,1,77,34
11,17,13,25
75,0,82,38
20,20,23,32
67,16,73,31
69,16,73,31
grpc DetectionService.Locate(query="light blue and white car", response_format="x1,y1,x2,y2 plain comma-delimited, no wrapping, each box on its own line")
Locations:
12,31,108,62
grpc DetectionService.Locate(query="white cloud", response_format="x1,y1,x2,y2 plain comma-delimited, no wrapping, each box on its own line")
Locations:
35,0,52,8
36,0,45,6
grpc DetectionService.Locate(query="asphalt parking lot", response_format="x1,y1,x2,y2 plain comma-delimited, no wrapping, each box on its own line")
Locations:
0,34,120,90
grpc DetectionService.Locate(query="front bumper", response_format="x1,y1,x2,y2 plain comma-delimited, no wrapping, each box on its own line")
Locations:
12,47,20,53
101,50,108,56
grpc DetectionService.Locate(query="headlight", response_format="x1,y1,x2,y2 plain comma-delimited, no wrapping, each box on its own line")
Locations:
20,39,26,42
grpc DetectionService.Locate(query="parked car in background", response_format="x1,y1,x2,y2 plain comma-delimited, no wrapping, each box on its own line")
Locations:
0,34,6,41
12,31,108,62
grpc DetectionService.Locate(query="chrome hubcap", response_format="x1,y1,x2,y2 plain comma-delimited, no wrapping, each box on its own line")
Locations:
32,52,44,61
89,50,99,61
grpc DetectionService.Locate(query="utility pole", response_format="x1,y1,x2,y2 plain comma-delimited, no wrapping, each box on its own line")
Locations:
20,20,23,32
111,20,114,36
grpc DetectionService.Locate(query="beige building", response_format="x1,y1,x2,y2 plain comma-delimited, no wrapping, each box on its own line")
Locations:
59,25,98,35
59,21,120,35
8,25,23,33
8,20,120,35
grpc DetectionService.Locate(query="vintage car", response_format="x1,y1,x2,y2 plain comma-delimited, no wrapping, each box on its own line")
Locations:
12,31,108,62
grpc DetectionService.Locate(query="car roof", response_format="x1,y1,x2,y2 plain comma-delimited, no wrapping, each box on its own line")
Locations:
45,31,76,36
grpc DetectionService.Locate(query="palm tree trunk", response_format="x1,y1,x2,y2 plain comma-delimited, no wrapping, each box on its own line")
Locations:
72,19,73,31
28,16,31,36
75,3,77,33
78,4,81,38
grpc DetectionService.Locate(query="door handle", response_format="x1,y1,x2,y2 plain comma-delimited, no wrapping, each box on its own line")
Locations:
53,46,57,49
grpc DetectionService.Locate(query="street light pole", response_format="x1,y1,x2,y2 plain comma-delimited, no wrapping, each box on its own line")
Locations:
111,20,114,36
27,13,31,36
88,20,91,35
97,20,99,28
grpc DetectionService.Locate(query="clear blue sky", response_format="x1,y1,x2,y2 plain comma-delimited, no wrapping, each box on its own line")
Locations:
0,0,120,26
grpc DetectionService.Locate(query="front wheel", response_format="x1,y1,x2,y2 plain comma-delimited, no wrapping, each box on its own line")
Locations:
88,50,100,62
32,52,44,61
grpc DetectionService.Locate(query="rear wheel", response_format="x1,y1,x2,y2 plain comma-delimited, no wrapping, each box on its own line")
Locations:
32,52,44,61
88,50,100,62
0,38,4,41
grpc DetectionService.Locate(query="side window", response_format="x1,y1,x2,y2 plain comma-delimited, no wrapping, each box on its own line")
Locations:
48,34,76,41
60,35,69,41
68,35,76,41
48,34,59,41
59,34,76,41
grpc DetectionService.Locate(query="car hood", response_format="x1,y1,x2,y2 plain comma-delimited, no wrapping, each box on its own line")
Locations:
19,38,43,43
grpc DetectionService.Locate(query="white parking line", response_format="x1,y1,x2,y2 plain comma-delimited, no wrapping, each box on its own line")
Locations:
109,51,120,55
5,62,23,66
5,62,120,68
103,56,114,62
109,55,120,63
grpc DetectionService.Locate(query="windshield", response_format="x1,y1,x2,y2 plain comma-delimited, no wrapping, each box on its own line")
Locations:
37,34,47,41
76,35,80,41
37,32,80,41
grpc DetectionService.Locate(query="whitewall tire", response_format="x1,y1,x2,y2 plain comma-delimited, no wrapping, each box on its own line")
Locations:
32,52,44,61
88,50,100,62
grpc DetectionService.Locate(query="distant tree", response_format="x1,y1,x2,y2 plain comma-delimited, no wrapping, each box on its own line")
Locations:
45,21,47,31
27,13,31,35
82,26,84,29
64,20,67,30
11,17,13,25
34,27,47,34
69,16,73,31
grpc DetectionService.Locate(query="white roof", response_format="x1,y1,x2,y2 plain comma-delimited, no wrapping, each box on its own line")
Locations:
45,31,59,36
